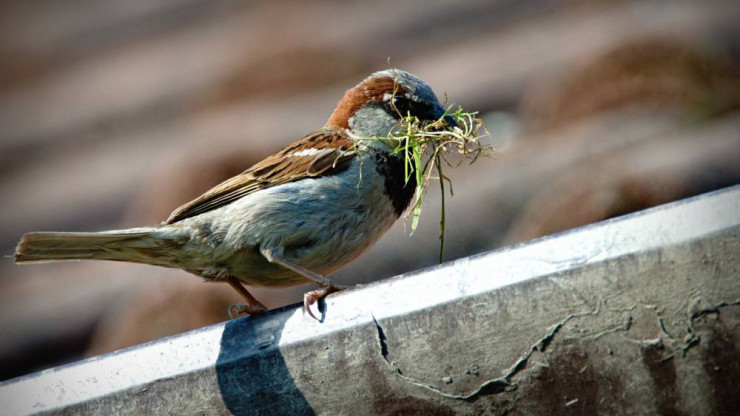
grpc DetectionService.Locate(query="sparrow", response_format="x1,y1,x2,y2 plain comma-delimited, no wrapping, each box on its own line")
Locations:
14,69,454,320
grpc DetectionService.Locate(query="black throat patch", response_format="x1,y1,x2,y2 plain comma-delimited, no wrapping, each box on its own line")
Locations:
374,151,417,217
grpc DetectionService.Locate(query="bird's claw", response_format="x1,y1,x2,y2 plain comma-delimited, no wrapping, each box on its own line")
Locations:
228,303,267,319
303,285,345,321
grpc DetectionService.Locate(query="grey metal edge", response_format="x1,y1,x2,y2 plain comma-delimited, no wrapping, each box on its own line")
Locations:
1,185,739,415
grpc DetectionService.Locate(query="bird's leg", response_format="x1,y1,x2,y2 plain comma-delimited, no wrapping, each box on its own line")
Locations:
260,247,346,320
260,247,346,288
225,275,268,319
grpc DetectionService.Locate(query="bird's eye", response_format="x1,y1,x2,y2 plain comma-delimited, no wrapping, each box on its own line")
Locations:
389,96,411,113
385,94,429,120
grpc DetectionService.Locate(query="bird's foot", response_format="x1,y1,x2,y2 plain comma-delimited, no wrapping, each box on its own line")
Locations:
304,284,345,321
228,302,268,319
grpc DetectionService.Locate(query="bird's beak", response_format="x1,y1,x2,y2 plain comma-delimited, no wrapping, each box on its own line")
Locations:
443,113,458,129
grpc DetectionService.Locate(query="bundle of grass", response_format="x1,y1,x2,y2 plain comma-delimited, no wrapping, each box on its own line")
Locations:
355,102,492,262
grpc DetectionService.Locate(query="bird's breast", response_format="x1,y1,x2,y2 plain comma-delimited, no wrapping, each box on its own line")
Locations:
185,152,415,287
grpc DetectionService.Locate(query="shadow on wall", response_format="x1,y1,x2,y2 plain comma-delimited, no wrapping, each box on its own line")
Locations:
216,309,315,416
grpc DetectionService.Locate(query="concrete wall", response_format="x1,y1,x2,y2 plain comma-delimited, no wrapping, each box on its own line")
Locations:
2,186,738,415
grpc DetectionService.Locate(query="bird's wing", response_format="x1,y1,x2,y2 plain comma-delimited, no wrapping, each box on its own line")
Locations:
165,129,356,224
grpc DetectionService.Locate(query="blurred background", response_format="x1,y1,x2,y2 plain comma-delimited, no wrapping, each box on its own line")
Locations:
1,0,739,382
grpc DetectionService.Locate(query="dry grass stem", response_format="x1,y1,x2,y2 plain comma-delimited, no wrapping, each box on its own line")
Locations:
355,103,492,262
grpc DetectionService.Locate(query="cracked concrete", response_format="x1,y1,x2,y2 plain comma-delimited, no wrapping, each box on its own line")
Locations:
282,223,740,415
5,189,738,415
372,314,514,401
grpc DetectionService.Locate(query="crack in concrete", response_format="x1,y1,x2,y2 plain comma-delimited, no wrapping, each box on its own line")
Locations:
624,336,663,348
548,280,740,360
657,317,673,340
503,314,579,378
369,296,739,403
372,314,513,401
681,298,740,355
618,303,677,359
588,313,633,340
371,312,583,402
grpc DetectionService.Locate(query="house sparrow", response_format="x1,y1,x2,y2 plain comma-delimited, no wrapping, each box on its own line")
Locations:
14,70,453,320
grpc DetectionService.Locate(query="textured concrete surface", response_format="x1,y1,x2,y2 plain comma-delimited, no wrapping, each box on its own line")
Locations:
0,187,738,415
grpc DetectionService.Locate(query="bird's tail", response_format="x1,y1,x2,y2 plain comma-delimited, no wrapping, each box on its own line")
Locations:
14,228,184,267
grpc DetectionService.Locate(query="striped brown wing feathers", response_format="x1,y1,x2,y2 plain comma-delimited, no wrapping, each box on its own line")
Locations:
165,129,355,224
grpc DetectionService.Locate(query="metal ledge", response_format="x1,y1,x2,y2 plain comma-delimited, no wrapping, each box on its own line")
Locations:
2,186,739,415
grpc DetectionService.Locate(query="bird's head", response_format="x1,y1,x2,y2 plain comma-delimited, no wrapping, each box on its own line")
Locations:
326,70,453,141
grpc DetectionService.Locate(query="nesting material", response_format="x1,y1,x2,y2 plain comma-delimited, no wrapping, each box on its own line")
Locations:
355,104,492,262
